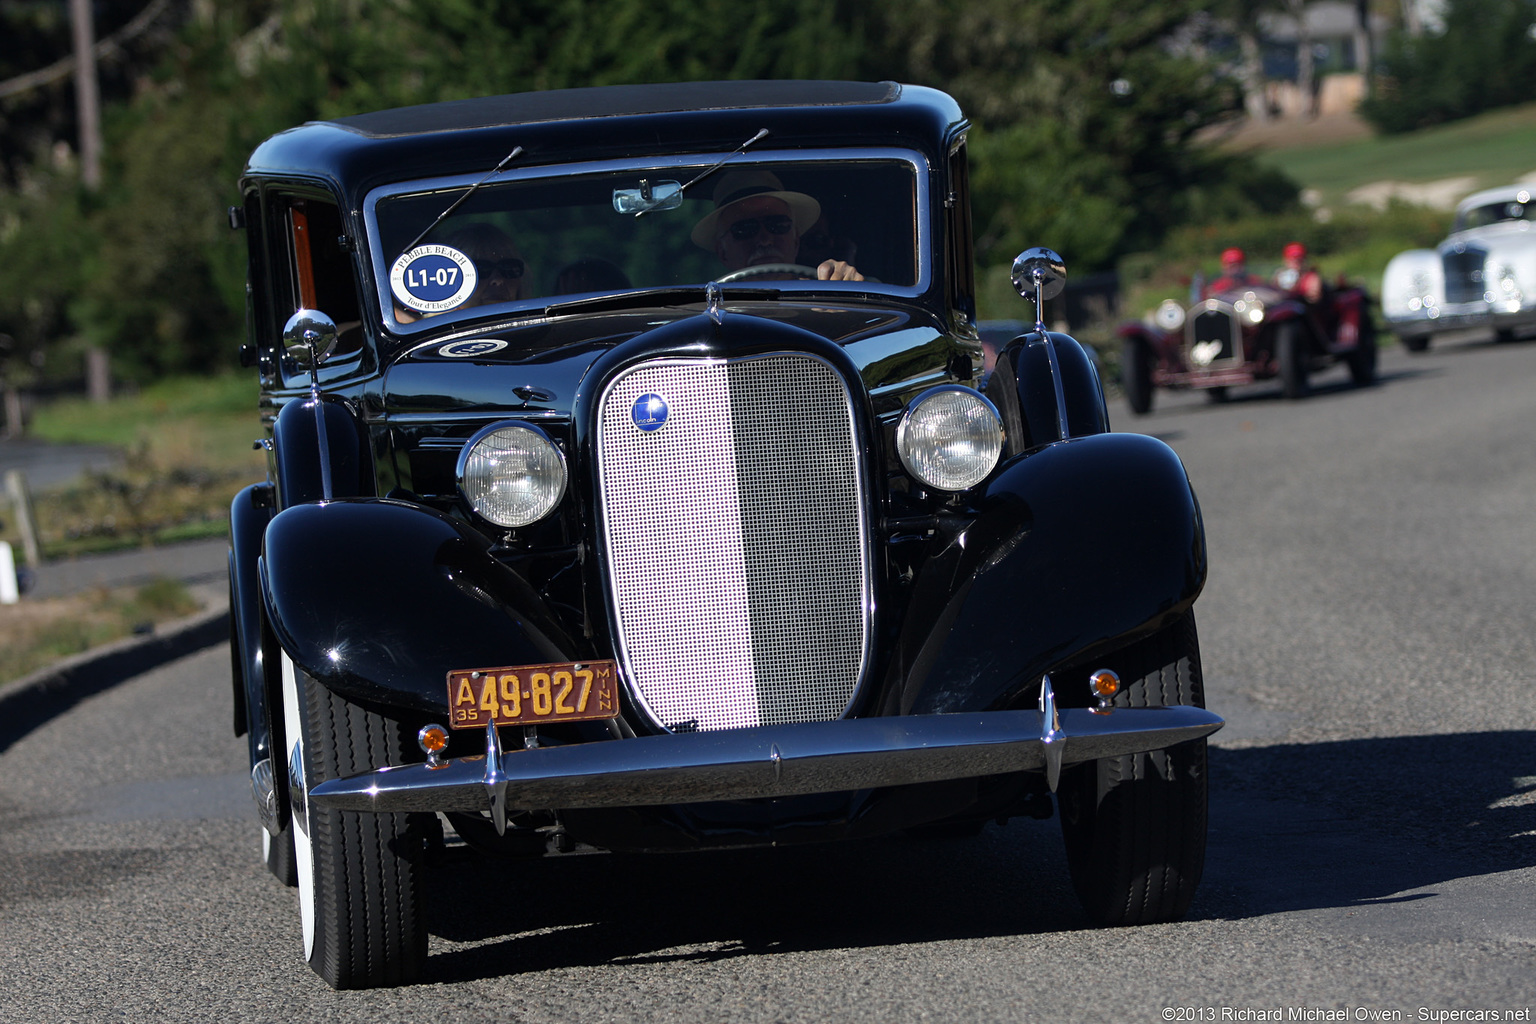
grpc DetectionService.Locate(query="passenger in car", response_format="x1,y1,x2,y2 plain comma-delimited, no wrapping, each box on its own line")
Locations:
1274,241,1324,304
445,222,528,305
691,170,862,281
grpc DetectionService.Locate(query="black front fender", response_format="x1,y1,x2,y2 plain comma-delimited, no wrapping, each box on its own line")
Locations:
229,483,274,754
260,499,578,715
985,331,1109,453
886,431,1206,715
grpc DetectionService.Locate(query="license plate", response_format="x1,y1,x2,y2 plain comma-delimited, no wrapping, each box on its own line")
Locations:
446,660,620,729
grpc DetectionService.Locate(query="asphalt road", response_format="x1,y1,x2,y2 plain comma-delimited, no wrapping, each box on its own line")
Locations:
1,334,1532,1022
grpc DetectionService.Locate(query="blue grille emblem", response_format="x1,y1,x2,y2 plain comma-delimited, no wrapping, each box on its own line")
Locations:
632,393,669,432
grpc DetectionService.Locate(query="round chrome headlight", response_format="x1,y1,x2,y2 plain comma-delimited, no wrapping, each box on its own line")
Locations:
896,386,1004,492
1154,299,1186,332
457,422,567,527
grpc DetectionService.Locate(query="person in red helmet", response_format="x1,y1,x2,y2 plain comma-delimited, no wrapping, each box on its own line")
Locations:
1204,247,1260,297
1274,241,1324,303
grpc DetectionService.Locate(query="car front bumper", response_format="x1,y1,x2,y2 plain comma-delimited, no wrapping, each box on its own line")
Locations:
1385,299,1536,334
309,679,1223,831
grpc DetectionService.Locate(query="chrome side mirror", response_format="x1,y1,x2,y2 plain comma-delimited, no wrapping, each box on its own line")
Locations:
1011,248,1067,335
282,309,339,373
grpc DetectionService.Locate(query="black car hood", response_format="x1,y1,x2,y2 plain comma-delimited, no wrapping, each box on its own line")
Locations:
380,300,959,419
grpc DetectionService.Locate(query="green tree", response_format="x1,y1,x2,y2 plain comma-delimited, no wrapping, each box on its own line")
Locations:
1361,0,1536,132
862,0,1287,269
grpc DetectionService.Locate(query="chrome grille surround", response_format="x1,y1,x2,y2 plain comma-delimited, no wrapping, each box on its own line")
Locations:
596,353,872,733
1185,300,1242,367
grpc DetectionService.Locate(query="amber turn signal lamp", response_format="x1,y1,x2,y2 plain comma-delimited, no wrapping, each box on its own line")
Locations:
418,724,450,767
1088,669,1120,710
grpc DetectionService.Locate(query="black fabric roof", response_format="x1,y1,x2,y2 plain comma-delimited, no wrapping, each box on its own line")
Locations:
326,80,901,138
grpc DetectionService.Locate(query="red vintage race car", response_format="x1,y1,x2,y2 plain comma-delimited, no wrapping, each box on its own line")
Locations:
1117,279,1376,414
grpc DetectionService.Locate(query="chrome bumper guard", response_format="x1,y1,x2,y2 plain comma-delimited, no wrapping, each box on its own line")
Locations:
309,679,1223,831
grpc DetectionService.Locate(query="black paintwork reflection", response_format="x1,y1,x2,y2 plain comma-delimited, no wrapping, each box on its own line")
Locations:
261,499,580,714
382,302,929,421
228,484,274,768
992,331,1109,451
271,393,374,504
886,432,1206,717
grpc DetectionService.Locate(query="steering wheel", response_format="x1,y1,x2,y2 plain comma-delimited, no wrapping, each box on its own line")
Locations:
714,263,820,283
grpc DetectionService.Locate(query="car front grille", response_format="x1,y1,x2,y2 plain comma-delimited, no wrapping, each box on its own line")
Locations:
1443,246,1488,304
1187,304,1240,365
595,353,870,733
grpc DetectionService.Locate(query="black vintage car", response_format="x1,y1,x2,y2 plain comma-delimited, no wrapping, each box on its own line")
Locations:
227,80,1221,988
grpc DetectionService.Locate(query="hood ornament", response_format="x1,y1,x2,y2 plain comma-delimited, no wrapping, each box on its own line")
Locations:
706,280,724,325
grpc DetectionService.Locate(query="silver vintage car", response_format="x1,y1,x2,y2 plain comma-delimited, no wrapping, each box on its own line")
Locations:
1381,185,1536,351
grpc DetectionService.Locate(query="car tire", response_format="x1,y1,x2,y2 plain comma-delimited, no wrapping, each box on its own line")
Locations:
1121,338,1154,415
1400,333,1430,353
1347,316,1377,386
1277,322,1309,399
1058,612,1208,926
282,656,427,989
1204,386,1229,404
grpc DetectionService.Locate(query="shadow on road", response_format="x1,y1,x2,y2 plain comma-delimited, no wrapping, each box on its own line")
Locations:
1201,732,1535,917
415,731,1534,982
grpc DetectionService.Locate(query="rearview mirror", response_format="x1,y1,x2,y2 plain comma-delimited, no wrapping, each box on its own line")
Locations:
613,180,683,215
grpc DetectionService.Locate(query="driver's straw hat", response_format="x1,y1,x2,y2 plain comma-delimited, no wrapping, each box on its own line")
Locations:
691,170,821,249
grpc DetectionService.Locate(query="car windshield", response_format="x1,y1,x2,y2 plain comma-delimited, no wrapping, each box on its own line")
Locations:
366,152,924,332
1458,196,1533,231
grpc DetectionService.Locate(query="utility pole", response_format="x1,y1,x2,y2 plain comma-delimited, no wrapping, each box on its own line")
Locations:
71,0,110,400
70,0,102,190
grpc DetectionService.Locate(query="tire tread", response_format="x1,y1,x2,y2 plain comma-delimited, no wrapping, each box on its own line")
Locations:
300,675,426,989
1059,613,1208,926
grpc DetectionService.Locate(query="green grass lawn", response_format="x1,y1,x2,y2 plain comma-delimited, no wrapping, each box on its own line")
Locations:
6,372,266,558
28,372,266,476
1258,103,1536,210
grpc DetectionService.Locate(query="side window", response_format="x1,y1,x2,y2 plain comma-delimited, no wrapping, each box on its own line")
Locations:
273,194,367,387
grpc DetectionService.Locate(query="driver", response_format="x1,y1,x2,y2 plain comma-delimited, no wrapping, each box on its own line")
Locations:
691,170,862,281
1203,247,1260,298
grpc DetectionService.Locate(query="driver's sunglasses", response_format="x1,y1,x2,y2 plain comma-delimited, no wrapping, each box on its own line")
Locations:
481,257,525,279
727,214,794,241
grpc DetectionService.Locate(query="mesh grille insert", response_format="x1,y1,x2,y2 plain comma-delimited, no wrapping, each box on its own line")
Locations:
597,354,869,732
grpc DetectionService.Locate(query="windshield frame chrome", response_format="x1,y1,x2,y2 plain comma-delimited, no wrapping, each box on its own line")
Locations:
362,147,934,334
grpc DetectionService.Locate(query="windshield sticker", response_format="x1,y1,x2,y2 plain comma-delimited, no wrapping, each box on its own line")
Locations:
390,245,478,313
438,339,508,358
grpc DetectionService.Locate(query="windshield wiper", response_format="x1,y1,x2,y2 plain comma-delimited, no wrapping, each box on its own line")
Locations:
398,144,524,257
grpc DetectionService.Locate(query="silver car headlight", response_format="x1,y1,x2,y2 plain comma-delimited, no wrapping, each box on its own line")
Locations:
1154,299,1186,332
896,386,1004,492
457,421,567,527
1233,292,1265,323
